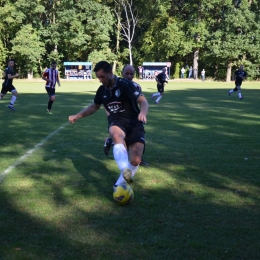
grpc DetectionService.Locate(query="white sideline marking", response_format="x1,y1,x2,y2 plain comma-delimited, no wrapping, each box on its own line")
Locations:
0,122,69,182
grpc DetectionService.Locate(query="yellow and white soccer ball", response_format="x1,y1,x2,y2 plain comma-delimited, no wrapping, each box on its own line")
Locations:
113,184,134,205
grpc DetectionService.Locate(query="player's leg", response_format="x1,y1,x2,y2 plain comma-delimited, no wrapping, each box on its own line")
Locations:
155,92,163,104
0,85,6,99
236,85,243,100
128,142,144,176
46,88,56,114
103,136,114,155
229,85,238,96
110,125,131,186
8,87,18,111
152,84,162,100
139,144,149,166
124,122,146,179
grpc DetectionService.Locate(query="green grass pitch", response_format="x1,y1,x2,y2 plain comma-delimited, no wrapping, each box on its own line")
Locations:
0,79,260,259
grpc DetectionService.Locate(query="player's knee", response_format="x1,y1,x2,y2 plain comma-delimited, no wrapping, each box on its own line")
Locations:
130,157,142,166
51,96,56,101
12,90,18,96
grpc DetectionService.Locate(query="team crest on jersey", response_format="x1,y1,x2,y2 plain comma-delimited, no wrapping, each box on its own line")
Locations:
115,89,121,97
134,91,140,96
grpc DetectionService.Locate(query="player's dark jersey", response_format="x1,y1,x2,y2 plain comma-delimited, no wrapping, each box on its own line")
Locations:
3,66,14,86
132,81,142,93
234,70,247,85
94,77,142,119
156,72,168,84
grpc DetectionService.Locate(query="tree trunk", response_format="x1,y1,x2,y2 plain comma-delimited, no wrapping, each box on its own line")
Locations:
113,7,121,73
129,43,132,65
193,48,199,70
226,62,232,82
27,70,33,79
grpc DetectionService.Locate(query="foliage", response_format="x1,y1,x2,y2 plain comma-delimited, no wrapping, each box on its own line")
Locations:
0,0,260,80
11,24,45,77
173,62,180,79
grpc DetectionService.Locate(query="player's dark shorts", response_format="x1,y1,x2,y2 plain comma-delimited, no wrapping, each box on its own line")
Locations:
235,80,242,87
45,87,55,97
1,84,16,94
157,83,164,93
107,117,145,148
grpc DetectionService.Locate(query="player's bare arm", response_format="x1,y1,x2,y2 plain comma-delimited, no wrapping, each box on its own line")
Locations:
137,95,149,123
57,75,61,86
69,103,101,123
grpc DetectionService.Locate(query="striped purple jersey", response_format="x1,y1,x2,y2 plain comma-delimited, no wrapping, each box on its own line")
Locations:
43,68,59,88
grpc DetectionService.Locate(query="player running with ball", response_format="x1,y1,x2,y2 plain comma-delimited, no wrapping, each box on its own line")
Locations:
69,61,149,190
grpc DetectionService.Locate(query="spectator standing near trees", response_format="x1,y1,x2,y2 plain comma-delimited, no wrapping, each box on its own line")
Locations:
188,66,193,78
180,67,185,78
201,69,205,81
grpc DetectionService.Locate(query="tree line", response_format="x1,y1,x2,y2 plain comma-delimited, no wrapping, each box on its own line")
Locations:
0,0,259,80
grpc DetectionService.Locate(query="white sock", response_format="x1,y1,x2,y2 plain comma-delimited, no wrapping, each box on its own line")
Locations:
115,173,127,186
238,92,242,98
113,144,128,171
229,89,234,93
127,162,139,177
153,92,160,97
156,95,162,102
114,144,129,186
10,95,17,105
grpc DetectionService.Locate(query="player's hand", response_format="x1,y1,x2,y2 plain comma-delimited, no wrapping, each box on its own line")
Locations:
68,115,78,124
138,113,147,124
16,73,19,77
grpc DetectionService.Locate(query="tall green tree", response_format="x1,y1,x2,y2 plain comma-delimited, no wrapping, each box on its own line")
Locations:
11,24,45,78
204,0,260,80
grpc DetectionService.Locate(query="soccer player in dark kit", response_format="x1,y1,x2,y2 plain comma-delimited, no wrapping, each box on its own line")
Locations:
0,59,19,111
69,61,149,190
151,67,168,104
103,64,149,166
228,65,247,100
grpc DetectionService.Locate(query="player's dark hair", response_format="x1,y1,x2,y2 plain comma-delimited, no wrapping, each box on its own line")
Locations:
51,61,57,65
8,59,15,63
94,61,112,73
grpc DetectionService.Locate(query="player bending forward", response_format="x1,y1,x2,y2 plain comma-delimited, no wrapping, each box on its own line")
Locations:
103,65,149,166
69,61,149,189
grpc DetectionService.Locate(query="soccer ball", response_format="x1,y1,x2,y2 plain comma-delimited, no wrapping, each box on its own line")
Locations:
113,184,134,205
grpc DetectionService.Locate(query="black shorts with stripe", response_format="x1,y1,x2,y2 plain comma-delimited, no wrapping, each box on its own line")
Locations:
108,117,145,148
1,84,15,94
